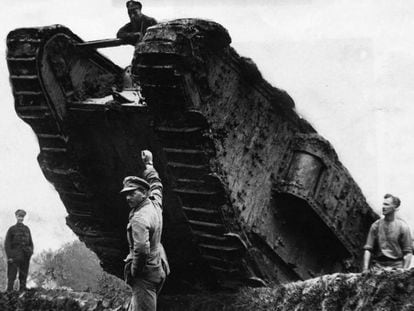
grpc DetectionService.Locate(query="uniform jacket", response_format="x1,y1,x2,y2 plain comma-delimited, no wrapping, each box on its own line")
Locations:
116,14,157,44
5,223,33,261
126,166,170,281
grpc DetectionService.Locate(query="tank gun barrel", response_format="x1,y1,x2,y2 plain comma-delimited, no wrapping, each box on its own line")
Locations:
75,38,129,49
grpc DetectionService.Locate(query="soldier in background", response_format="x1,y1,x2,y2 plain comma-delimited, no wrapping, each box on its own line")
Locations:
117,0,157,45
121,150,170,311
4,209,34,291
363,193,413,271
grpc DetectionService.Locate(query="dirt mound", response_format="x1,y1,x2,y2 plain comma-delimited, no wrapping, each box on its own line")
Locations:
2,269,413,310
0,288,129,311
158,269,414,310
247,269,414,311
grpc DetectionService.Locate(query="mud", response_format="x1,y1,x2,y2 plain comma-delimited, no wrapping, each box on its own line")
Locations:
0,288,129,311
159,269,414,310
1,269,413,310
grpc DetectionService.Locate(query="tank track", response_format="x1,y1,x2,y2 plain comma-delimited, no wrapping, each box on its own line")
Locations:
133,35,266,288
7,26,127,276
156,114,263,287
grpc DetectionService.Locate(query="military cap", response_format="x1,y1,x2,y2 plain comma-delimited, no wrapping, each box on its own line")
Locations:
15,209,26,217
121,176,150,193
126,0,142,9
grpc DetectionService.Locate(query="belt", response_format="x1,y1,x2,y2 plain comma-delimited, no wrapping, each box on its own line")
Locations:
375,256,402,262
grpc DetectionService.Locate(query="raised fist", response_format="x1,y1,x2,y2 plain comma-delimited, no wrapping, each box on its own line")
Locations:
141,150,153,165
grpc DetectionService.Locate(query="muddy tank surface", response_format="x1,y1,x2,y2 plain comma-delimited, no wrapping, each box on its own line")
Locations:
7,19,378,292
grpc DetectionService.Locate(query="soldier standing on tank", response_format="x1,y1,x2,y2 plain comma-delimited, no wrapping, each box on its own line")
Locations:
363,193,413,272
4,209,34,291
121,150,170,311
117,1,157,46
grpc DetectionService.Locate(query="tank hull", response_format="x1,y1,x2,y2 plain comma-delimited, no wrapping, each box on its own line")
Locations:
7,20,378,291
132,19,378,283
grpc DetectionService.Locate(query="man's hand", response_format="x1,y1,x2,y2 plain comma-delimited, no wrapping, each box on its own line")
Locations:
124,260,133,286
131,32,143,41
403,252,412,269
7,258,13,263
141,150,153,166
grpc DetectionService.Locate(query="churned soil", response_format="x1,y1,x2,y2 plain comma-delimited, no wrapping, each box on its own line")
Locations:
0,288,129,311
159,268,414,310
1,269,414,310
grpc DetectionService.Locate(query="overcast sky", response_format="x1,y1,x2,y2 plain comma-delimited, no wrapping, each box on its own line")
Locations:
2,0,414,253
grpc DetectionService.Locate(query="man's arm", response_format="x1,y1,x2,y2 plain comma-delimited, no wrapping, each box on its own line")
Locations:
142,150,163,206
400,223,413,269
116,23,142,45
363,250,372,272
27,227,34,255
147,17,157,28
116,23,131,39
362,222,377,272
4,227,12,259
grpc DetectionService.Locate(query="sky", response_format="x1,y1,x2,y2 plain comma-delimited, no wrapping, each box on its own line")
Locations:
1,0,414,254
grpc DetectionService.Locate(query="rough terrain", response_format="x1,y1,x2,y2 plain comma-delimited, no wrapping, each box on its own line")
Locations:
1,269,414,310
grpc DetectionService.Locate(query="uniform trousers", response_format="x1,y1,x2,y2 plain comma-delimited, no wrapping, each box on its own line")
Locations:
7,257,30,291
128,269,166,311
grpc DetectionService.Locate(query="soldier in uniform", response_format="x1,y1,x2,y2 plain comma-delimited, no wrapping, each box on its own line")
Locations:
117,0,157,45
4,209,34,291
121,150,170,311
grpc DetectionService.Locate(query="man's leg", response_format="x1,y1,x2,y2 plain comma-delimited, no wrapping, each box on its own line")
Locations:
6,261,18,291
156,276,166,297
129,278,157,311
18,258,30,290
155,267,166,297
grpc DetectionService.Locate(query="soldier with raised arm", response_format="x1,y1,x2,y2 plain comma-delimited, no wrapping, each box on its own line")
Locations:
121,150,170,311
